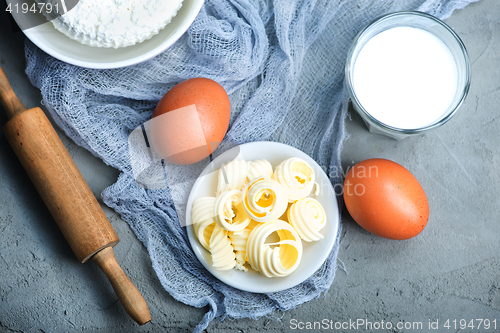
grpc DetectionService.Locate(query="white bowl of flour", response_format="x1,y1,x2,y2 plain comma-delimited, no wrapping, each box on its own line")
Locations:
345,11,470,139
19,0,204,68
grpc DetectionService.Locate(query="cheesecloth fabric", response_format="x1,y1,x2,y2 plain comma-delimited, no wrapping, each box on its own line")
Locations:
24,0,477,331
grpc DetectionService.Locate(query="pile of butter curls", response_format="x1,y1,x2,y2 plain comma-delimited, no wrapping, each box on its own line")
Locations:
191,157,327,278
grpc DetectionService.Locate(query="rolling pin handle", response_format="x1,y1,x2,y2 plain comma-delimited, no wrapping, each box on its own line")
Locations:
92,247,151,325
0,66,27,119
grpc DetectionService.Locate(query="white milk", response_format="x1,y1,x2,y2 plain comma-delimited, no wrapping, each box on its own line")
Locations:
352,26,458,130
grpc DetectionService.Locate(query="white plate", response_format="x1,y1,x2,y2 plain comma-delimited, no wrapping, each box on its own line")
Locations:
185,141,340,293
18,0,204,69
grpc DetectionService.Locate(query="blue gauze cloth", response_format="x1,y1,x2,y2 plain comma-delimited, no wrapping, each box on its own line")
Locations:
24,0,477,331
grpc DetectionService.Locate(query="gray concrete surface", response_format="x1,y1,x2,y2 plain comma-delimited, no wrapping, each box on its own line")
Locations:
1,1,499,332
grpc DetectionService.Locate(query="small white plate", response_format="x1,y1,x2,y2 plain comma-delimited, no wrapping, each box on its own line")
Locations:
185,141,340,293
18,0,204,69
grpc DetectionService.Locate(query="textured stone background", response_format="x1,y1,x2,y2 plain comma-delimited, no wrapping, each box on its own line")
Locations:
1,0,499,332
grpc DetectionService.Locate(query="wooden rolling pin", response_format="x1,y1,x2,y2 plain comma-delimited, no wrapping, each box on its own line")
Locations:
0,66,151,325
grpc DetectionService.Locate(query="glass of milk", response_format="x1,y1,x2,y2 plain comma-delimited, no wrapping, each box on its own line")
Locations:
345,11,470,139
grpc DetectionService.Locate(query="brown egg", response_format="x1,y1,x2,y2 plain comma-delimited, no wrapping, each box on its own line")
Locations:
149,78,231,165
343,158,429,240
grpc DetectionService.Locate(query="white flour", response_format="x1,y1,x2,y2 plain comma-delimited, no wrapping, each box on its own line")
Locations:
47,0,184,48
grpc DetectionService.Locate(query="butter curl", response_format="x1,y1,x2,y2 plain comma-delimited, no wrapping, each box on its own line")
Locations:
241,177,288,222
247,159,273,181
246,220,302,278
209,224,236,270
191,196,216,250
288,197,326,242
274,157,316,202
217,159,251,196
214,190,251,232
229,220,261,271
